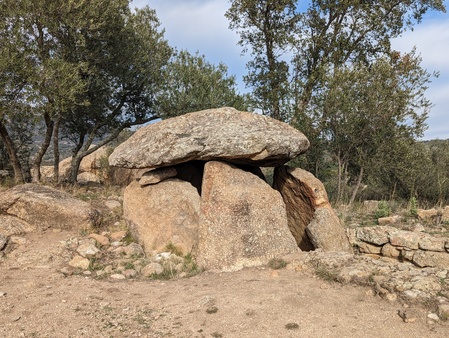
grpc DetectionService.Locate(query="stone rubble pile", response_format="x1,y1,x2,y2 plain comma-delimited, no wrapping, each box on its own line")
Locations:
109,107,351,271
286,250,449,322
61,231,200,280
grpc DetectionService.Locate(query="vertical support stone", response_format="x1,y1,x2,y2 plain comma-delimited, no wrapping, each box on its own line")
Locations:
196,161,298,271
273,166,351,252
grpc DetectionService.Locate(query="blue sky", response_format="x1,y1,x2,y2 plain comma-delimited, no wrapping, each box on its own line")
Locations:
134,0,449,140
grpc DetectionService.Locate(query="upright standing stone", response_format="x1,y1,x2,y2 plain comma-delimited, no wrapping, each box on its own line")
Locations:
123,179,200,256
196,161,298,271
273,166,351,252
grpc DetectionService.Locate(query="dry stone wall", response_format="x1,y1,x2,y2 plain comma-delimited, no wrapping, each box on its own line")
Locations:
348,226,449,269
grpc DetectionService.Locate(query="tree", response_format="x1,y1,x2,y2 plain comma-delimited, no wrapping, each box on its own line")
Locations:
59,4,172,183
428,141,449,206
226,1,445,192
1,0,93,183
158,50,248,117
1,0,38,183
316,50,432,205
0,0,172,183
401,140,449,205
292,0,445,116
226,0,298,120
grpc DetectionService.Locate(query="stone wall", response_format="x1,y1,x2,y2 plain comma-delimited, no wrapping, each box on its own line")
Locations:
347,226,449,269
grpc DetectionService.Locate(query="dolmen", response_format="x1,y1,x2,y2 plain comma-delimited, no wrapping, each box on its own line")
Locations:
109,107,350,271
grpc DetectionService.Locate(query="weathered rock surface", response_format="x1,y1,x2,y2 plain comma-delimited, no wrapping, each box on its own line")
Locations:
306,207,352,252
77,242,101,259
139,167,178,186
417,208,439,221
0,215,37,236
413,251,449,269
378,215,401,225
68,255,90,269
41,146,110,182
109,107,309,169
381,243,401,258
0,184,97,230
109,167,141,186
273,166,351,252
0,233,7,250
273,166,319,250
89,233,110,247
362,200,379,213
439,303,449,319
356,242,382,254
196,161,298,271
123,243,146,257
419,235,447,252
123,179,200,256
442,206,449,223
77,172,102,184
389,229,421,249
68,146,110,175
356,226,391,245
141,262,164,277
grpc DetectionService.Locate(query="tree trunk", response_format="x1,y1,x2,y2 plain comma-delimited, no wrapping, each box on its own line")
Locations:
31,112,53,182
348,166,364,208
68,154,83,184
0,121,25,184
390,181,397,201
66,125,126,184
336,152,342,204
262,9,280,121
343,163,350,203
52,115,61,183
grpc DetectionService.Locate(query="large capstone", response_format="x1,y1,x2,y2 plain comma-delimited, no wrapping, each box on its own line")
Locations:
109,107,309,169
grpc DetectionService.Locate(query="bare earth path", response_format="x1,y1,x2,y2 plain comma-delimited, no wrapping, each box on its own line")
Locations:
1,230,448,337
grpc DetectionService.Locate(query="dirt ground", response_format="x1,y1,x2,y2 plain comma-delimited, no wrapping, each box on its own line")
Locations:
1,230,448,338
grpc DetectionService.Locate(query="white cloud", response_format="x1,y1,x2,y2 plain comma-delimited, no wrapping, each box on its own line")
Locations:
142,1,241,57
392,18,449,73
159,2,230,39
392,14,449,140
421,79,449,140
135,0,249,90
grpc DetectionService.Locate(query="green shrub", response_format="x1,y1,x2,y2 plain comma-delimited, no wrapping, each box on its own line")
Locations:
164,242,184,257
268,257,287,270
409,197,418,217
374,201,391,219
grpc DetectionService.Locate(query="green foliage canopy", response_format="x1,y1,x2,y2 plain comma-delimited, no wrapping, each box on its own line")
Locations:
158,50,248,117
227,0,446,204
